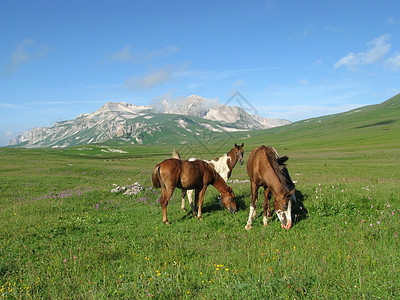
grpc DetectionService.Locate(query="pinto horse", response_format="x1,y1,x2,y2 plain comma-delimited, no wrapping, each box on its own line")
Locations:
175,143,244,213
152,158,237,224
245,146,295,230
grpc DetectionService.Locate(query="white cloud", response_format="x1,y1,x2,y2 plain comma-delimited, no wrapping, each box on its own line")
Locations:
0,102,25,109
385,53,400,72
111,46,134,62
3,38,48,75
386,17,398,26
110,45,178,63
334,34,391,70
298,79,309,85
314,59,323,65
123,69,171,90
151,95,219,113
5,131,14,138
289,27,312,40
326,26,343,33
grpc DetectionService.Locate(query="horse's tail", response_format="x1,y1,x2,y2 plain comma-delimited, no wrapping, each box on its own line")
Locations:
172,149,181,159
152,164,162,188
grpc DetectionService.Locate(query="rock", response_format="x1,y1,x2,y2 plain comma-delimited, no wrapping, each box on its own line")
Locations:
112,182,144,196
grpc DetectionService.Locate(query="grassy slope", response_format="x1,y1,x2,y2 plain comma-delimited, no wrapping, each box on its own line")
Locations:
0,94,399,299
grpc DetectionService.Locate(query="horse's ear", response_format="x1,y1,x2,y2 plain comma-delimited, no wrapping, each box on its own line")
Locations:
278,156,289,165
285,189,295,198
235,143,238,147
241,143,244,147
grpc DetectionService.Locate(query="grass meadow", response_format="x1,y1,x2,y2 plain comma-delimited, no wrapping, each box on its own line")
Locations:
1,121,400,298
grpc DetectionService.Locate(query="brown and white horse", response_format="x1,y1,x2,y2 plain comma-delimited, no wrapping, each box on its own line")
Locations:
245,145,295,230
152,158,237,224
176,143,244,213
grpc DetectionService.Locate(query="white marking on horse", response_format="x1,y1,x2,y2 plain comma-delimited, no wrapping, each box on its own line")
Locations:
245,205,256,230
276,199,292,230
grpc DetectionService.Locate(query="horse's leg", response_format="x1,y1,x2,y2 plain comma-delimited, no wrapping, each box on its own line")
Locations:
181,190,187,211
219,174,229,207
245,181,259,230
196,187,207,220
262,187,271,227
160,187,175,225
187,189,195,215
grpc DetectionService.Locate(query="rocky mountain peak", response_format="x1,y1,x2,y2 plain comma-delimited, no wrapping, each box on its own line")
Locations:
8,95,290,148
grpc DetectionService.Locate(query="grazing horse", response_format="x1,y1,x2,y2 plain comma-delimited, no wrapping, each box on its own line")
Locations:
177,143,244,213
152,158,237,224
245,146,295,230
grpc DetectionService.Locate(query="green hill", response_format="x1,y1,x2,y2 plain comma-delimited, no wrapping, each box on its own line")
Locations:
235,93,400,151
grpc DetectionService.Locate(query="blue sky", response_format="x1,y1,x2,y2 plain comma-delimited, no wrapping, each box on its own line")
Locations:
1,0,400,146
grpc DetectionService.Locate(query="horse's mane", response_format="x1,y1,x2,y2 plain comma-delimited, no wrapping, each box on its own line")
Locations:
264,146,290,192
202,160,219,182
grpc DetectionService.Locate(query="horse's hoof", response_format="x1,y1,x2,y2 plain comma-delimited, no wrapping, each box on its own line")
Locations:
245,224,253,230
197,216,202,221
281,221,292,230
163,221,170,225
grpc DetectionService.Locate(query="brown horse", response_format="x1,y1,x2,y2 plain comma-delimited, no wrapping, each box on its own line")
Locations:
177,143,244,212
152,158,237,224
245,146,295,230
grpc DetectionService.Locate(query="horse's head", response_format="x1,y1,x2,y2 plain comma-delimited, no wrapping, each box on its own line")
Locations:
234,143,245,165
221,186,237,213
274,189,295,230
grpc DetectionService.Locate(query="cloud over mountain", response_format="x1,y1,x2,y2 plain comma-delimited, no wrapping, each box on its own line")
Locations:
123,69,172,90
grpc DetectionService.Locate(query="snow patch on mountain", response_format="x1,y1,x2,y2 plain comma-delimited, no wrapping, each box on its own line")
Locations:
8,95,290,148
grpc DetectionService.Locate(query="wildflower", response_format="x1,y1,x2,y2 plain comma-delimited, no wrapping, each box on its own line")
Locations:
395,233,398,238
63,259,67,263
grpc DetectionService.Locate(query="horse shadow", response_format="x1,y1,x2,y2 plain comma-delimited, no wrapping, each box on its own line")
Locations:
252,189,308,227
292,189,308,225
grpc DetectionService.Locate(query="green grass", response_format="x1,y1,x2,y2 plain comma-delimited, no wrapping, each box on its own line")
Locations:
1,95,400,299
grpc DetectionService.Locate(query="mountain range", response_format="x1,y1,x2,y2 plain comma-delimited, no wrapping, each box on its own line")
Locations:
8,95,290,148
